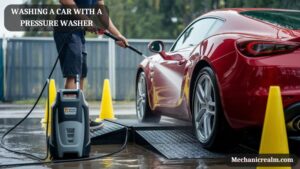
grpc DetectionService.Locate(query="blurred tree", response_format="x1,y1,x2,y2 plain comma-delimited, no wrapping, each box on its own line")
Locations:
106,0,165,38
224,0,300,9
26,0,57,4
23,0,58,37
23,0,300,38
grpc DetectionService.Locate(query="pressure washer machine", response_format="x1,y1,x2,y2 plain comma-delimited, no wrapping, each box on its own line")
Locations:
49,75,90,159
0,30,142,167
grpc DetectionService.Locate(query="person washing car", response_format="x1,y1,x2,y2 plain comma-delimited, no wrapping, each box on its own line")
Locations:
53,0,128,127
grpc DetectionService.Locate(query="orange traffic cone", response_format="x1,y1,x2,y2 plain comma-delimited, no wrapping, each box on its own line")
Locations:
95,79,115,122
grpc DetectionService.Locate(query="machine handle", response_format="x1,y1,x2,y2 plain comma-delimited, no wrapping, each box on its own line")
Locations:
60,90,80,99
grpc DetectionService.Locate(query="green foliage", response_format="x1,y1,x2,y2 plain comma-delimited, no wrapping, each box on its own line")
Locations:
106,0,300,39
23,0,300,38
224,0,300,9
106,0,207,39
23,0,58,37
26,0,57,5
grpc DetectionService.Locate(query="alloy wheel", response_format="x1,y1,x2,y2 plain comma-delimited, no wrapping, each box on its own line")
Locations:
136,74,147,120
194,74,217,143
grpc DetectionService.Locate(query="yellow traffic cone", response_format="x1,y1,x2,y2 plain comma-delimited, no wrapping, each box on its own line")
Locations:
103,158,113,168
257,86,290,169
95,79,115,122
41,79,57,124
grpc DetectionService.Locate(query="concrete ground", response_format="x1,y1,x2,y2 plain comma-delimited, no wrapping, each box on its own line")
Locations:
0,104,299,169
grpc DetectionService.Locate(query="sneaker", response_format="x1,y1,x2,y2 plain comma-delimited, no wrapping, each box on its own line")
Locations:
89,119,104,130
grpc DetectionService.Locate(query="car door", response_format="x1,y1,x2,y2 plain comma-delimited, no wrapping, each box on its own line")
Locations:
152,18,219,118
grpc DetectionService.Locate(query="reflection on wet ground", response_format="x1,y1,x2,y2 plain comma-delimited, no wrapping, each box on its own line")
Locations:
0,118,298,169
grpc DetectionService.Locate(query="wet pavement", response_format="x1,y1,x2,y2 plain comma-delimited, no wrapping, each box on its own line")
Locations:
0,103,136,119
0,118,235,169
0,109,299,168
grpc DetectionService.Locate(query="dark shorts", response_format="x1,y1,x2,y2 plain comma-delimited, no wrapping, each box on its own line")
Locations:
53,31,87,78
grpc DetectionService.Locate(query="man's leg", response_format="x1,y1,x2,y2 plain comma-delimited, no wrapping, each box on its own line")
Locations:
64,77,85,90
81,42,103,129
80,77,85,90
58,32,102,128
65,77,76,89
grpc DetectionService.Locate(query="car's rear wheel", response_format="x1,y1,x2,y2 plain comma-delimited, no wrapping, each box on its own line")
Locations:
192,67,235,149
136,72,161,123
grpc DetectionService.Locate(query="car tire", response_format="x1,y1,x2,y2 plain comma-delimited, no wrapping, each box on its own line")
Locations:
285,104,300,135
136,72,161,123
192,67,235,150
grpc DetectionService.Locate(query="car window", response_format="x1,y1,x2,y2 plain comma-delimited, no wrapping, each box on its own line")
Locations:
206,20,223,37
171,18,222,51
240,10,300,30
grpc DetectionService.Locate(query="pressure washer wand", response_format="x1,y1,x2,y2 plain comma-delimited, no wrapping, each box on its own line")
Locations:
98,29,148,58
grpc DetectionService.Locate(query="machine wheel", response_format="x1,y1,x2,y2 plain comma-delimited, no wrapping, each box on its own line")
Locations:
136,72,161,123
192,67,235,150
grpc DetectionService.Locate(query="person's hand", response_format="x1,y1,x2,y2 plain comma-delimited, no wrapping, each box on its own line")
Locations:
115,34,129,48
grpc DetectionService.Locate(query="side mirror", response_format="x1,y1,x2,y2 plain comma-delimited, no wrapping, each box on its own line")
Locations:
148,40,165,53
148,40,186,64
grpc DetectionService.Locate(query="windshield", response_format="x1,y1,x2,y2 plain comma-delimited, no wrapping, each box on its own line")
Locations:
240,10,300,30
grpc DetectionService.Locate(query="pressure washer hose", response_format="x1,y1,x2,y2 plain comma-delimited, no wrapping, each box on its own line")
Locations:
0,28,144,168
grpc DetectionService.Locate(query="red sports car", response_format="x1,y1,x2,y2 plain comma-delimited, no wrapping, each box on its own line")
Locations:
135,8,300,149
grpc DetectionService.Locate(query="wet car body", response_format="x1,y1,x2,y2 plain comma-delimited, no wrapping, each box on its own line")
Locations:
136,8,300,148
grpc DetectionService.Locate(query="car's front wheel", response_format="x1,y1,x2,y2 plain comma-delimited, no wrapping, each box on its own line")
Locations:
136,72,161,123
192,67,234,149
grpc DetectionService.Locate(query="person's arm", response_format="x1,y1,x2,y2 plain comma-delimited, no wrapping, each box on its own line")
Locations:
98,0,128,48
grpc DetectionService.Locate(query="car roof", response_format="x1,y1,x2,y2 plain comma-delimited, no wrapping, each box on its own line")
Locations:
196,8,300,39
213,8,300,13
200,8,300,20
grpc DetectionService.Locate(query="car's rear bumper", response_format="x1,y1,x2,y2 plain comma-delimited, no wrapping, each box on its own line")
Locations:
214,50,300,129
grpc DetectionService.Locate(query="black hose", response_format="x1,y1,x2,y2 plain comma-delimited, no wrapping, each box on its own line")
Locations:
0,32,68,161
0,127,129,168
